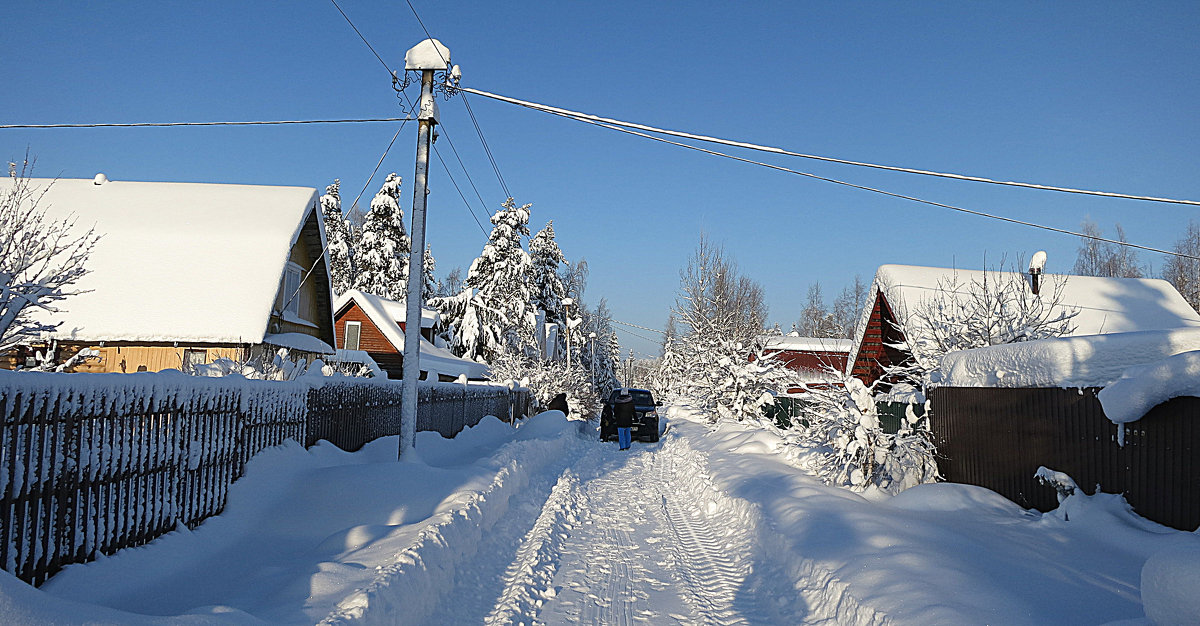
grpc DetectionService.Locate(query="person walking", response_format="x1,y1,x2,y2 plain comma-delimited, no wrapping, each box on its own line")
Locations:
613,388,635,450
547,392,569,416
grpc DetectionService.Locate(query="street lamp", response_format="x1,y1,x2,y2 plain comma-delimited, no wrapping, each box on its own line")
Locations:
588,331,597,387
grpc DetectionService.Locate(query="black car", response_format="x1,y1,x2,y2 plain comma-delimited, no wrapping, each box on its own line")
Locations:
600,388,662,443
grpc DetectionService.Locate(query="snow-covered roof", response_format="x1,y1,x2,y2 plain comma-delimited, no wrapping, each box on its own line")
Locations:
4,177,322,344
760,336,853,353
939,327,1200,388
848,264,1200,373
263,332,334,355
334,289,486,380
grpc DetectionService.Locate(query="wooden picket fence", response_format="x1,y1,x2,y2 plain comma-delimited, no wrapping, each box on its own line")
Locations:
0,373,528,585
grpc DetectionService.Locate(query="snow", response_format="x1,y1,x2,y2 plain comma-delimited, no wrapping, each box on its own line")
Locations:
262,332,335,355
3,402,1197,624
1098,350,1200,434
0,177,322,345
939,327,1200,388
403,39,450,71
759,335,853,353
848,264,1200,374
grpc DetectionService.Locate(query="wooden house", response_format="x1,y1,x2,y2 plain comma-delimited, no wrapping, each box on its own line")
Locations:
752,335,853,393
333,289,489,382
0,176,336,372
847,264,1200,388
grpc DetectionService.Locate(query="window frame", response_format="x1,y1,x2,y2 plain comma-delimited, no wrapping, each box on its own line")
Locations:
343,321,361,351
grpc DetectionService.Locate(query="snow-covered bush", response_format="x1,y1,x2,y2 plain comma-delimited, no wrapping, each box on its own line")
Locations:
797,375,938,494
194,348,314,381
489,353,599,419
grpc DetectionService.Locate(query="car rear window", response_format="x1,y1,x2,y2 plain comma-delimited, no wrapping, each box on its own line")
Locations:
631,390,654,404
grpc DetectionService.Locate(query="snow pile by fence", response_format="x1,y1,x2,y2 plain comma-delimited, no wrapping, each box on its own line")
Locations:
937,327,1200,388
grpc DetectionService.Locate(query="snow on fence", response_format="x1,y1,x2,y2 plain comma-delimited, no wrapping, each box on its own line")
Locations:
0,371,528,586
928,386,1200,531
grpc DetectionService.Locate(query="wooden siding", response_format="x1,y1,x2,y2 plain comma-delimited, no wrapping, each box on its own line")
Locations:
849,293,911,387
57,343,246,374
334,301,404,379
270,207,335,348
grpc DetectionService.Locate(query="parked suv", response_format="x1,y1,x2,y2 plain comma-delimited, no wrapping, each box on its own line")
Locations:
600,388,662,443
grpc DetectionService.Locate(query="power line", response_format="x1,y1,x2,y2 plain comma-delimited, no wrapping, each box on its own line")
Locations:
402,0,512,199
612,324,660,347
459,85,1200,208
432,143,490,236
501,95,1200,262
612,319,666,335
330,0,395,76
0,117,414,129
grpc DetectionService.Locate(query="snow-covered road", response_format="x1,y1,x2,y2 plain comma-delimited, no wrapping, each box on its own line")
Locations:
5,406,1198,624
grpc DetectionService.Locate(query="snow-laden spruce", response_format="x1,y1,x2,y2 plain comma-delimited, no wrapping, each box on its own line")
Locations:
529,220,571,357
320,179,356,296
353,173,410,300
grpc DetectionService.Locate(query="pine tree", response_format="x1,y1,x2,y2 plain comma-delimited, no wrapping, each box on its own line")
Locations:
530,221,569,328
423,245,437,304
456,197,538,363
320,180,356,296
353,173,410,299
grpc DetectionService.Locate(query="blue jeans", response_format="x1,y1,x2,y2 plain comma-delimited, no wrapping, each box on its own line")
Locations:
618,427,631,449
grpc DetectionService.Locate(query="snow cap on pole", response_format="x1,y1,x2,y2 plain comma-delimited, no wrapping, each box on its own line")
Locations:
405,39,450,71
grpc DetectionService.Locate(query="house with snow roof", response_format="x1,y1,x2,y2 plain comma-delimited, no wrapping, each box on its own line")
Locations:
0,176,336,373
753,335,853,393
847,264,1200,387
333,289,489,382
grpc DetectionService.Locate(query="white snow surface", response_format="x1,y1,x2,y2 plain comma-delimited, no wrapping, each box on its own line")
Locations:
848,264,1200,374
940,327,1200,388
5,404,1198,624
0,177,322,345
403,38,450,71
759,335,853,353
263,333,335,355
1098,350,1200,427
334,289,485,380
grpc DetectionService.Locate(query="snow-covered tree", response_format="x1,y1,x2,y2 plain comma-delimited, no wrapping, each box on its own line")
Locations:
897,265,1079,384
578,298,621,395
795,374,939,495
353,173,409,299
320,180,356,295
454,198,538,363
422,245,437,304
658,235,778,421
1163,221,1200,313
530,221,568,327
1073,219,1144,278
1,159,100,353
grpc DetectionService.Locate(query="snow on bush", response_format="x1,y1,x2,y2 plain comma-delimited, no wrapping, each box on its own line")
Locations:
795,376,938,495
489,353,598,419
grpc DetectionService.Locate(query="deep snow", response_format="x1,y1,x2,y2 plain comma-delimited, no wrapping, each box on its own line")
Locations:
3,406,1198,624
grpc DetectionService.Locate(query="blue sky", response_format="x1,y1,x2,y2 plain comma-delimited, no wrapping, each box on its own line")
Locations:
5,2,1199,357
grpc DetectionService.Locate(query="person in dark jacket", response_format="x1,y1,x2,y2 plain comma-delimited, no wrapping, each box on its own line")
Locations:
547,392,569,416
613,389,636,450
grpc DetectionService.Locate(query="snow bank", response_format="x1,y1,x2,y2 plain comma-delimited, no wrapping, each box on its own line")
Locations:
1098,351,1200,429
938,327,1200,388
1141,546,1200,625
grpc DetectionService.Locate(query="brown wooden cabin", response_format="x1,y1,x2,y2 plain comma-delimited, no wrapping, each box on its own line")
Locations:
0,177,336,372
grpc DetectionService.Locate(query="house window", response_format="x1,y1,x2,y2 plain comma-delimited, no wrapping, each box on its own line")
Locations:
183,349,207,373
282,263,309,320
344,321,361,351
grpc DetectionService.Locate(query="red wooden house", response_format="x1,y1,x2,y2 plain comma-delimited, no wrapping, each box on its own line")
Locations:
753,335,853,393
333,289,488,382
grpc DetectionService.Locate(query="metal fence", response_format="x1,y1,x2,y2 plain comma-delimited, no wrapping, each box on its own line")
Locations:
1,375,528,585
929,386,1200,531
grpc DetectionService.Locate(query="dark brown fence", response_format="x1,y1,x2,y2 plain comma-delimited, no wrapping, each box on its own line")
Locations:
1,374,528,585
929,386,1200,531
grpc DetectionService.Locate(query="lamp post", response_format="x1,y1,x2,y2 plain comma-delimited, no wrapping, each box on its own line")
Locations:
561,297,573,363
588,331,597,387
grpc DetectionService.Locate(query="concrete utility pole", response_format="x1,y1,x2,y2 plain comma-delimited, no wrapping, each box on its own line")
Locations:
400,39,450,458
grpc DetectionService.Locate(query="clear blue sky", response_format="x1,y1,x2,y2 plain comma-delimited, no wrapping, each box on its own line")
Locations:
5,2,1199,358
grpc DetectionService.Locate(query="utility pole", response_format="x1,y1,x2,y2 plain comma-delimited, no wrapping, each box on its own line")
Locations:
400,39,450,458
588,331,597,388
